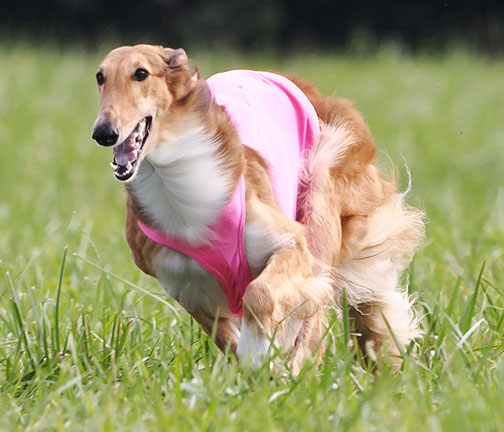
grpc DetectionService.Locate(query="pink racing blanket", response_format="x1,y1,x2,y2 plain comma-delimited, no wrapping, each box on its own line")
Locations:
139,70,320,316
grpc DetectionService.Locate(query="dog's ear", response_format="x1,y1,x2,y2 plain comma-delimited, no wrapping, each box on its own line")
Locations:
161,47,202,100
162,47,201,79
163,48,189,70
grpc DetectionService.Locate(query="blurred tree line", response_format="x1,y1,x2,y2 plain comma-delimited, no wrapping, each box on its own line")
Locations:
2,0,503,52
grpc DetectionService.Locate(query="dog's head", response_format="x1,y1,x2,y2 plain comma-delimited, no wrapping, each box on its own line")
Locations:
92,44,203,182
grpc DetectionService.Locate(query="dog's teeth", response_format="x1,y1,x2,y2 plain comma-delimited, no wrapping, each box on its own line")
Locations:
126,162,132,170
110,162,117,169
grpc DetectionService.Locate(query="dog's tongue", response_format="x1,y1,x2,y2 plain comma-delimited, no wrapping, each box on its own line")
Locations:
113,134,138,166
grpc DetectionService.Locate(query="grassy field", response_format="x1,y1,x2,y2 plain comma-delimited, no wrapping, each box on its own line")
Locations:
1,44,503,431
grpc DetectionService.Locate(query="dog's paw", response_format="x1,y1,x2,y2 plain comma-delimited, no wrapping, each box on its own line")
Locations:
236,320,270,369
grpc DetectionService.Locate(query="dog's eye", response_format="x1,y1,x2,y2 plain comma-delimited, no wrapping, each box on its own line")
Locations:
133,68,149,82
96,71,105,85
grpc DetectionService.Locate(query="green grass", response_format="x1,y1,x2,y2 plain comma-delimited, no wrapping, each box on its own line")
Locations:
1,44,504,431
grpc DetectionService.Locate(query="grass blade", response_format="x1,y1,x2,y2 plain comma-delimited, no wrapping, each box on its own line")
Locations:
54,247,68,354
342,287,350,348
446,275,462,317
459,261,485,334
380,309,407,360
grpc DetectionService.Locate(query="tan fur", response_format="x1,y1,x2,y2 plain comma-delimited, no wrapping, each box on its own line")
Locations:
94,45,425,374
293,78,425,365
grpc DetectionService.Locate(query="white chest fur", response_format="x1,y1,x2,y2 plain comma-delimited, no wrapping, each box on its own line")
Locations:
130,126,234,244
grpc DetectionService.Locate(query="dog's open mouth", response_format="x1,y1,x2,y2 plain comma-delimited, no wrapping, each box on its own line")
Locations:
110,116,152,181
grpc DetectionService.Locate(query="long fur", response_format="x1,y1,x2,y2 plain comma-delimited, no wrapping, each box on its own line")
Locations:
131,126,235,244
93,45,425,373
299,121,425,357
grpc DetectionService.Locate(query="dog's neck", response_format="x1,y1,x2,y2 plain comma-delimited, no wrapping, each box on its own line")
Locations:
127,111,243,245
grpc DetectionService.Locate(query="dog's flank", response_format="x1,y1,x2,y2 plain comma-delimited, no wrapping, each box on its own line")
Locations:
92,44,425,373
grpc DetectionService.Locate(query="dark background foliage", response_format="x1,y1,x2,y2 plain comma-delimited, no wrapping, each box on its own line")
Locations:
2,0,504,52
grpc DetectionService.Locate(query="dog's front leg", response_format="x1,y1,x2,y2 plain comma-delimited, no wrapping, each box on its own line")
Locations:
237,224,331,371
188,310,241,354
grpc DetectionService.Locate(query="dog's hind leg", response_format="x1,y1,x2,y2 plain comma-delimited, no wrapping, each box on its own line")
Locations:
337,200,424,366
286,310,328,374
300,117,424,365
349,297,416,367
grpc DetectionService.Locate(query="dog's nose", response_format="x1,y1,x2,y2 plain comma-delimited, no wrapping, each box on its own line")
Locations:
92,123,119,147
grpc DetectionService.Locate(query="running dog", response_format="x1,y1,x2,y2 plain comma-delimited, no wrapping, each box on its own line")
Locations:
92,44,424,373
